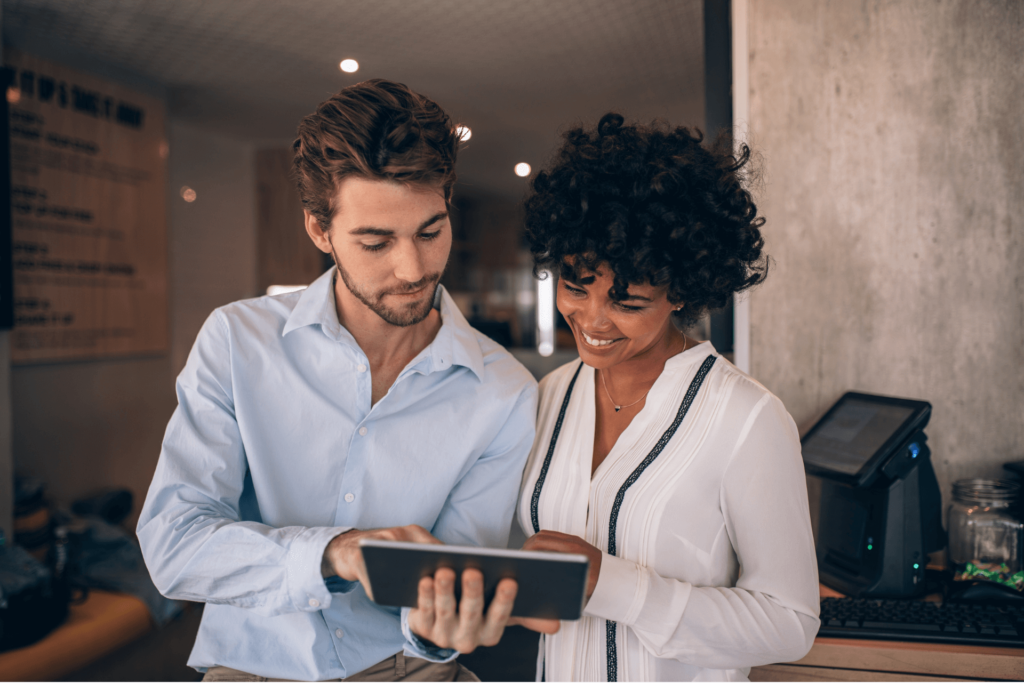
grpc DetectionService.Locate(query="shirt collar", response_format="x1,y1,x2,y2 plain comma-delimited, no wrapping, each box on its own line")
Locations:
282,268,485,381
282,267,344,339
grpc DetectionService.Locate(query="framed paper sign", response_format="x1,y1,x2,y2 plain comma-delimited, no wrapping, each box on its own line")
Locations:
6,49,168,363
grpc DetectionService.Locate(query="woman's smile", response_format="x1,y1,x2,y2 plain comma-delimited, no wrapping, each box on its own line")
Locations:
580,329,623,348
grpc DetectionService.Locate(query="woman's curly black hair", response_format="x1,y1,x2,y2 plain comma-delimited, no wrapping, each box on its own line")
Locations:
524,113,768,328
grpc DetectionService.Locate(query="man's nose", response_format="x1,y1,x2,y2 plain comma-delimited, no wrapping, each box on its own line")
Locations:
392,238,426,283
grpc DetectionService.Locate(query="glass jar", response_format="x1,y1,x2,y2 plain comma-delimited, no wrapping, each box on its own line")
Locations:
947,479,1023,591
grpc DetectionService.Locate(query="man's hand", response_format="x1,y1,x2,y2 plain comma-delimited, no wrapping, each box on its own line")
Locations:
408,568,534,653
521,530,603,599
322,525,440,599
408,564,562,653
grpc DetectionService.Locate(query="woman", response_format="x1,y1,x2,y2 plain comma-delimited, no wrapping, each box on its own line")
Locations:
517,114,820,681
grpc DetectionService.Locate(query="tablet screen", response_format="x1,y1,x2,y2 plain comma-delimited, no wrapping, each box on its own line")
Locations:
802,398,915,476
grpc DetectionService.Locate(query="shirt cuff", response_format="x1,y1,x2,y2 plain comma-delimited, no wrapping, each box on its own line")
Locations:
583,552,649,626
400,607,459,663
286,526,352,613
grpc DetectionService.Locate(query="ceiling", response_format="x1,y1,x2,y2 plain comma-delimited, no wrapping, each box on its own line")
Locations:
3,0,706,199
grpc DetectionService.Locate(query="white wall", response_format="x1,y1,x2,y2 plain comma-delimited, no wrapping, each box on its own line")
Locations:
11,119,256,527
168,122,257,374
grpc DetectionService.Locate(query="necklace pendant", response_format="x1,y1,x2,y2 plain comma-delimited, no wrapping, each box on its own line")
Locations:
614,406,621,412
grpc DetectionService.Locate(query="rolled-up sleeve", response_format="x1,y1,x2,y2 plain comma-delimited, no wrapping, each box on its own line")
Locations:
137,311,350,617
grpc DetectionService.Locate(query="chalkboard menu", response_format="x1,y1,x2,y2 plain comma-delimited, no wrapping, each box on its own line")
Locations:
6,49,167,363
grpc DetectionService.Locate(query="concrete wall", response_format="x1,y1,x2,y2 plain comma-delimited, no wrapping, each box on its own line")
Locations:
747,0,1024,527
11,120,256,527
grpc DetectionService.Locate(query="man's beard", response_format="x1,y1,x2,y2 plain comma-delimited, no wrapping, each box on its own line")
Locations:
334,258,442,328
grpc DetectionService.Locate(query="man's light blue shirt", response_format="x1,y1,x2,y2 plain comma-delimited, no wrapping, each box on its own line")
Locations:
138,268,538,680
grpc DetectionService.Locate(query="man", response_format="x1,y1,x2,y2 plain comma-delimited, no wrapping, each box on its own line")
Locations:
138,79,538,681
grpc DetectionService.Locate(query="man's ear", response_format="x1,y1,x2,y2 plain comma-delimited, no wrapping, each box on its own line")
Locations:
304,210,333,254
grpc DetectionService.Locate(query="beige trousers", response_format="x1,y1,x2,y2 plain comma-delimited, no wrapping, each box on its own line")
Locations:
201,652,479,682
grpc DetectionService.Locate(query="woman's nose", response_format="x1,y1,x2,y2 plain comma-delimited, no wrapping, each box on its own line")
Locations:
575,299,613,332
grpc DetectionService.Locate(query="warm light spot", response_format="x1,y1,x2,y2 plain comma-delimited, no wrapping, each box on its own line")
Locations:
339,59,359,73
456,125,472,142
6,86,20,104
180,186,197,203
537,271,554,357
159,141,169,159
267,285,308,296
515,162,531,177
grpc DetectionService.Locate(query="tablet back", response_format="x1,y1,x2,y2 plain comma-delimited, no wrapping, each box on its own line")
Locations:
359,540,589,620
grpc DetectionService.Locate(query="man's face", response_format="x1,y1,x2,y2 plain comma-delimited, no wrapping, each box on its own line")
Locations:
307,176,451,327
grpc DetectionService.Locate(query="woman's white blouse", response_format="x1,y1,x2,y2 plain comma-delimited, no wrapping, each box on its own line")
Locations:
517,343,820,682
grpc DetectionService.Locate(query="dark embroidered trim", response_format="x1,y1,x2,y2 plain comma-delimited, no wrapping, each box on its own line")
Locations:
605,354,717,681
606,619,619,680
531,362,584,534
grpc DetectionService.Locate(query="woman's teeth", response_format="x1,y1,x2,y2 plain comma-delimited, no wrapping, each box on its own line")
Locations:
582,331,618,347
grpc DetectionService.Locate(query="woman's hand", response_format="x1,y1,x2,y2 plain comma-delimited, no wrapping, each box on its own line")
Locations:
407,568,521,653
522,530,603,599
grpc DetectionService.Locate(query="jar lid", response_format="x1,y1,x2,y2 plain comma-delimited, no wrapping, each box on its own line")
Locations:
952,478,1020,505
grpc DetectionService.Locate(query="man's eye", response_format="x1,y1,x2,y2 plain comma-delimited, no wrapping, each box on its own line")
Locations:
362,242,387,252
419,231,441,241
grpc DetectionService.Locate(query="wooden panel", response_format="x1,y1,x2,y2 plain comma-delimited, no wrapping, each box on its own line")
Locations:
750,664,964,682
7,49,168,363
256,148,325,293
0,590,152,681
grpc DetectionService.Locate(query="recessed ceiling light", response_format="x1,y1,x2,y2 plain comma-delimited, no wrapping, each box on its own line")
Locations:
456,125,472,142
515,162,532,177
339,59,359,73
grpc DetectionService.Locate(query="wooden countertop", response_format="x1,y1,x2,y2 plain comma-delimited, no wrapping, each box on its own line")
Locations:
749,584,1024,682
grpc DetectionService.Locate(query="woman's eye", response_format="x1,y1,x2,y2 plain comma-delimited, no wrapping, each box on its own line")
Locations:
615,302,644,312
361,242,387,252
562,283,586,297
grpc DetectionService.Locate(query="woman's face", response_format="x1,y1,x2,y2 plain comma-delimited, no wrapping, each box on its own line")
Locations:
556,262,679,370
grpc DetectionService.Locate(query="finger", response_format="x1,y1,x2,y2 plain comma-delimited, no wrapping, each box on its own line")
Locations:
355,554,374,601
478,578,517,646
453,569,486,653
433,567,458,645
516,616,561,634
408,575,436,636
404,525,443,544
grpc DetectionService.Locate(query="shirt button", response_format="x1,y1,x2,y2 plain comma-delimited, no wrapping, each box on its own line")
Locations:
308,598,320,608
335,628,344,638
357,364,367,373
344,493,355,503
358,427,367,436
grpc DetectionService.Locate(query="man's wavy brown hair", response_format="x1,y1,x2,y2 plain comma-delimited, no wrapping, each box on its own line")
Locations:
293,79,460,230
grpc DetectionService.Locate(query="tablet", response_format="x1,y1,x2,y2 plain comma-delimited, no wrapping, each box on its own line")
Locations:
359,539,589,620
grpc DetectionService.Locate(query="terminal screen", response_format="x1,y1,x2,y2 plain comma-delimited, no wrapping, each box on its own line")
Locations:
802,399,915,476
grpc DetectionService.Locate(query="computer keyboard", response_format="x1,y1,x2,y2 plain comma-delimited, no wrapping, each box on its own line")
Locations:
819,597,1024,647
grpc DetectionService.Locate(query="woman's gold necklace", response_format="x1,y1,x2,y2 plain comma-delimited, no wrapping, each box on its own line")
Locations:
601,336,690,412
